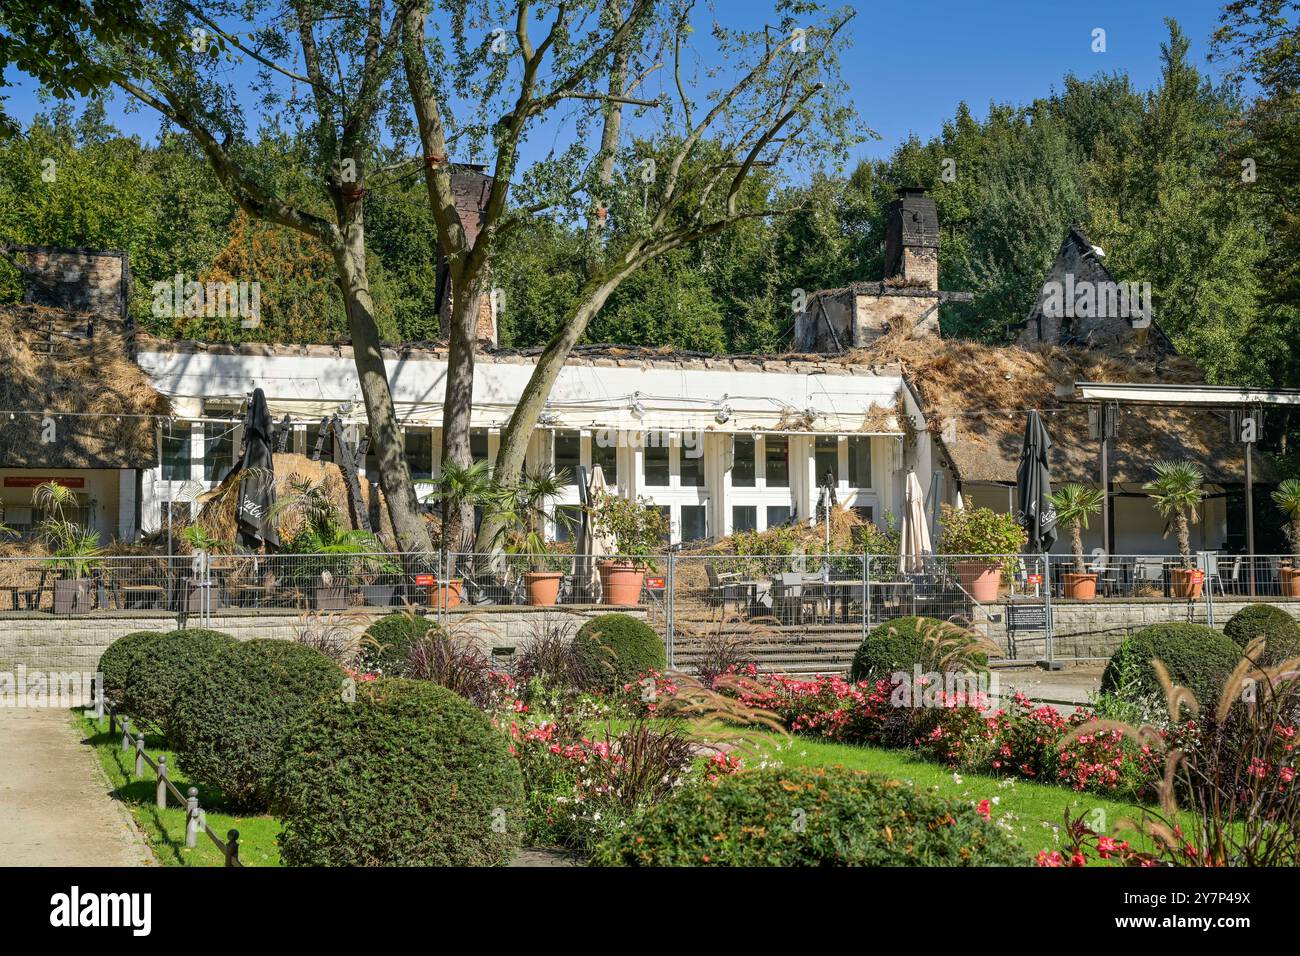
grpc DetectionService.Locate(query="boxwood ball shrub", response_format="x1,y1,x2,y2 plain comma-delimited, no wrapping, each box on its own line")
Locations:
120,629,239,736
850,616,988,682
570,613,666,691
1101,623,1242,707
363,612,438,677
97,630,165,703
1223,604,1300,666
592,766,1021,866
170,639,343,809
274,678,524,866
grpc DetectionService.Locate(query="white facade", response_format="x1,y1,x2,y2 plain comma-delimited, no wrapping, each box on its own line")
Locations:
133,345,925,544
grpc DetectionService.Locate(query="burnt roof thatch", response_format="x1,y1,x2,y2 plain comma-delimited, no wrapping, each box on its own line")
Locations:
852,332,1264,485
0,304,169,469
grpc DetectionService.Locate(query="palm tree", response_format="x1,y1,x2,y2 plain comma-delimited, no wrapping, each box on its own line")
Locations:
1272,479,1300,560
424,459,499,553
32,481,102,578
1048,483,1105,574
1143,460,1206,567
498,466,572,569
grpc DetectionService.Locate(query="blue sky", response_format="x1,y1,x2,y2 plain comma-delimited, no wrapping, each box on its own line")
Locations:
2,0,1235,165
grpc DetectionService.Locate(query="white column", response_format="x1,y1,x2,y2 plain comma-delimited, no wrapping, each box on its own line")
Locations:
117,469,138,541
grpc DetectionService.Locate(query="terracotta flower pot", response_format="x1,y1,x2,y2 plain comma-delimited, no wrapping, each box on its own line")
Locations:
524,571,563,606
1062,572,1097,600
955,560,1001,603
598,560,645,606
1280,566,1300,598
1170,567,1204,600
430,579,463,610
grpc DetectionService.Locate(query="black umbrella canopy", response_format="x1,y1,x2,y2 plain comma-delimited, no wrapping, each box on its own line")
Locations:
1016,410,1057,554
233,388,280,549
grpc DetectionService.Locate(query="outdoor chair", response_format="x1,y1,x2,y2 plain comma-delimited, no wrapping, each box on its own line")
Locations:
772,573,806,625
1207,553,1242,597
704,564,746,610
1133,557,1167,595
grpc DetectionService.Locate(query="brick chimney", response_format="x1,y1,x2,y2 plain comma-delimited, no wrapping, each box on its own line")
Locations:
435,165,497,348
3,243,130,319
883,187,939,291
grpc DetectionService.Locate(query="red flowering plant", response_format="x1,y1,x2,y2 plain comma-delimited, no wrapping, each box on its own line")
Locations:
723,672,895,743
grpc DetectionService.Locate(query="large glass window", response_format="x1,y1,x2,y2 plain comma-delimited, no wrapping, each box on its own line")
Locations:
767,505,793,527
161,422,192,481
592,432,618,484
645,436,669,486
765,436,789,488
680,437,705,488
470,429,489,465
681,505,708,543
657,505,672,543
554,505,581,542
732,505,757,534
404,428,433,480
815,436,839,486
732,435,756,487
202,422,234,482
848,436,872,487
553,430,581,483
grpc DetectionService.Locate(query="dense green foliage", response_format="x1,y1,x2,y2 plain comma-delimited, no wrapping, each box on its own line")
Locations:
850,616,989,682
119,628,238,735
361,612,438,678
274,678,524,867
1223,604,1300,665
570,613,666,691
1101,623,1243,707
591,765,1022,866
96,629,164,703
170,639,341,810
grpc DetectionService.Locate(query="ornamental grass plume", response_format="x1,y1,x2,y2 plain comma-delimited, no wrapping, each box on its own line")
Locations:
1057,637,1300,866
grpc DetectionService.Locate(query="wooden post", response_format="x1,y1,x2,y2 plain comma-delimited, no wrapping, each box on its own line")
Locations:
120,718,131,752
156,755,168,809
1098,405,1111,557
108,705,116,737
225,829,241,867
134,734,144,778
185,787,199,849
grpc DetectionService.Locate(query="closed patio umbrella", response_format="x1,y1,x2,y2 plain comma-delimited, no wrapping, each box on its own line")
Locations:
898,470,932,574
581,465,615,595
1016,410,1057,554
225,387,279,550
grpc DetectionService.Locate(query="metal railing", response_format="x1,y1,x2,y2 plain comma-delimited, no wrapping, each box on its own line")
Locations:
5,548,1300,670
91,699,242,867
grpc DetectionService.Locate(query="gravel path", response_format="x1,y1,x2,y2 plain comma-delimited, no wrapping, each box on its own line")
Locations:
0,709,152,866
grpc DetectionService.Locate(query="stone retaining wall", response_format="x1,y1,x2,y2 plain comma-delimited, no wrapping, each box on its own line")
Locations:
0,605,648,674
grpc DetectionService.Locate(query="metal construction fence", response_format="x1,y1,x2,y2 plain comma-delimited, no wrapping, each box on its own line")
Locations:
2,549,1297,671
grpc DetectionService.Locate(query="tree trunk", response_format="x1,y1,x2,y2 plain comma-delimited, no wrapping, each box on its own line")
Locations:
476,262,640,551
1071,522,1084,574
330,219,432,554
440,275,483,555
1175,510,1191,566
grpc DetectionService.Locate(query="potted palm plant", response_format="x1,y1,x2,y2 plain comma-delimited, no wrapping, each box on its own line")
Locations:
425,459,500,609
590,493,668,605
937,505,1027,602
499,466,572,606
272,478,386,610
1143,459,1206,599
33,482,102,613
1048,483,1105,599
1272,478,1300,597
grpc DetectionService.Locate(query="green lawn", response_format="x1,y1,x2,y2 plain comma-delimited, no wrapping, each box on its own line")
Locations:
76,713,282,867
721,729,1169,861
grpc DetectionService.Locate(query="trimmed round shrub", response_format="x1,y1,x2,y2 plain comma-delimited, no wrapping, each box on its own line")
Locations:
850,616,988,682
1223,604,1300,666
120,629,238,736
274,678,524,866
1101,623,1242,707
363,612,438,677
592,766,1021,866
570,613,666,691
97,630,166,704
170,639,342,809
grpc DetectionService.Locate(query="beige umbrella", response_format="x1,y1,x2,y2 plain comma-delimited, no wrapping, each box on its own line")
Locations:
582,466,616,595
898,470,933,575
